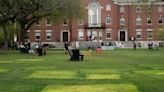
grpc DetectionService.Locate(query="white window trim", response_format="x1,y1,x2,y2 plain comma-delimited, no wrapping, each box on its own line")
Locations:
106,4,111,11
78,19,84,25
63,20,68,26
158,17,163,25
88,1,101,27
46,30,52,33
106,29,112,39
136,16,142,25
27,30,30,32
136,29,142,40
35,30,41,41
106,15,111,25
78,29,84,40
136,6,141,12
147,29,153,39
46,18,52,26
147,17,152,25
120,5,125,13
158,5,163,12
46,30,52,40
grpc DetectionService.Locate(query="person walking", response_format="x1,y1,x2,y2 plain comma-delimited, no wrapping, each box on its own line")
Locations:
64,42,69,55
38,42,43,56
133,41,137,51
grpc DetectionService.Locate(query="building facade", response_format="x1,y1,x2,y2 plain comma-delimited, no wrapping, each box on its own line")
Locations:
28,0,164,44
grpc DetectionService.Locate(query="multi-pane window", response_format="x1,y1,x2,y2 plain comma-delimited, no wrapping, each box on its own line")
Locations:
35,31,41,40
106,29,112,39
120,15,125,25
63,19,68,26
136,6,141,12
46,30,52,40
46,18,51,26
106,15,111,25
88,2,101,26
148,4,152,12
147,16,152,25
120,5,125,12
158,15,163,24
78,19,84,25
147,30,153,39
136,31,142,39
78,29,84,40
158,5,163,12
106,4,111,11
136,16,141,25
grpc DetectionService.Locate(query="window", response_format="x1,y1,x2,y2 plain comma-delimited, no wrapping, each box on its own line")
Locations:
136,6,141,12
88,2,101,26
148,4,152,12
158,15,163,24
120,15,125,25
147,16,152,25
46,30,52,40
87,31,97,41
158,5,163,12
136,30,142,39
63,19,68,26
106,15,111,25
147,29,153,39
46,18,51,26
136,16,141,25
120,5,125,12
78,19,84,25
106,29,112,39
106,4,111,11
78,29,84,40
35,32,41,40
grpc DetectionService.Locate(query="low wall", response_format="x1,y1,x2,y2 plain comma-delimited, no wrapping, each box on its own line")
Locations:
30,41,164,49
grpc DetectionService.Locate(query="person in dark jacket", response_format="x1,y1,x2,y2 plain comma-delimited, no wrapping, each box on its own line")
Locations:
133,41,137,51
64,42,69,55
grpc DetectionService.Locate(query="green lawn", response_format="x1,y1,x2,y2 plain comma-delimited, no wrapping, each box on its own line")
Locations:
0,49,164,92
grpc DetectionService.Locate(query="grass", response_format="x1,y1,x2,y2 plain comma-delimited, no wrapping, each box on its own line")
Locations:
0,48,164,92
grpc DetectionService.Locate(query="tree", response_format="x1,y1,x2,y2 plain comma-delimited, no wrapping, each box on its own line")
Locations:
15,0,83,42
155,27,164,40
14,0,54,42
0,0,83,45
52,0,83,41
0,0,16,49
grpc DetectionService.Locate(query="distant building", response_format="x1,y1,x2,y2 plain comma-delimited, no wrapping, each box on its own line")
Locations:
28,0,164,44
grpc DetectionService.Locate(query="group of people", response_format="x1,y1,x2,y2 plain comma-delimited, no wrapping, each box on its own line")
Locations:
34,41,48,56
133,41,159,51
18,41,48,56
19,41,31,54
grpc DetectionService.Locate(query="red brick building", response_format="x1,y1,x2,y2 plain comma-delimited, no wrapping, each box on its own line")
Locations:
28,0,164,45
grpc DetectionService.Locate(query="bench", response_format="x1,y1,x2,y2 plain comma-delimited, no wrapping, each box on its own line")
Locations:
68,49,84,61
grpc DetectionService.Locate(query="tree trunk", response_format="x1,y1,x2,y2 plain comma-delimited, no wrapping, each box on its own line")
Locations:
2,25,8,49
20,24,26,43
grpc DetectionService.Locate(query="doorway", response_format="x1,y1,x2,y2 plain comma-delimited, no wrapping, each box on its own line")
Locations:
120,31,125,41
63,32,68,42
